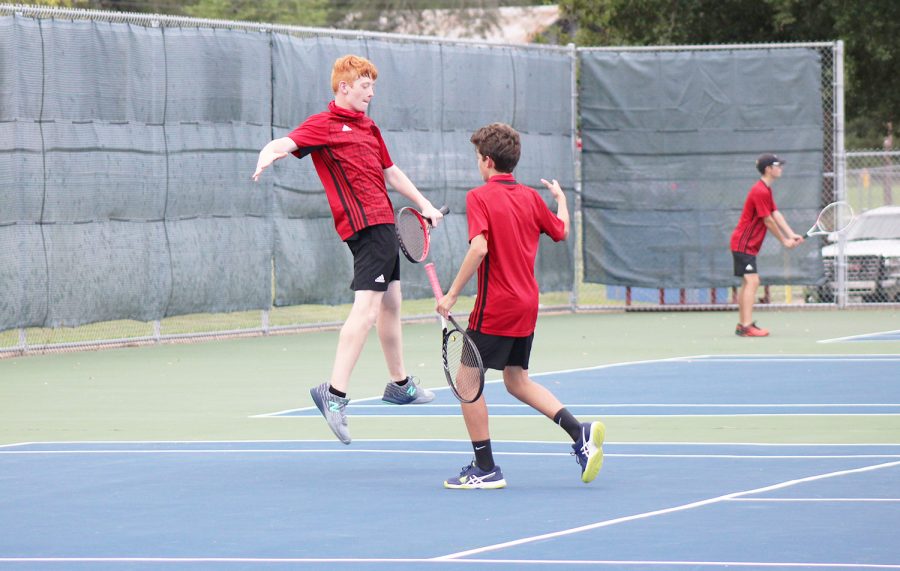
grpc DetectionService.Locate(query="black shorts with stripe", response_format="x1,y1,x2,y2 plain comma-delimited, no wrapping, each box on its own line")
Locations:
345,224,400,292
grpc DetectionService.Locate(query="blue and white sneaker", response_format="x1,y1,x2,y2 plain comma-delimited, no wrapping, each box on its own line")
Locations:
572,421,605,483
382,376,435,404
310,382,351,445
444,460,507,490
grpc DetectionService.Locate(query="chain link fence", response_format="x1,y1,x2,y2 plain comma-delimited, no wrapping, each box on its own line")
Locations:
2,5,894,357
805,150,899,305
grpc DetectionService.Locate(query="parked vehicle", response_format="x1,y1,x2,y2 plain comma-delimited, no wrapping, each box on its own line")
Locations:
808,205,900,303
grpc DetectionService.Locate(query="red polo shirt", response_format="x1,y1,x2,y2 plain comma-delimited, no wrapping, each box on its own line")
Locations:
731,179,777,255
287,101,395,240
465,174,567,336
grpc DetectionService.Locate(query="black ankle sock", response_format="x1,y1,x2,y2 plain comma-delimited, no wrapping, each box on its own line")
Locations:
328,385,347,398
395,376,409,386
553,408,583,442
472,439,494,471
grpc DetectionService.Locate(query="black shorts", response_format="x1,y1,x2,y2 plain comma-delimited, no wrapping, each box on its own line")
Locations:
346,224,400,292
466,329,534,371
732,251,758,276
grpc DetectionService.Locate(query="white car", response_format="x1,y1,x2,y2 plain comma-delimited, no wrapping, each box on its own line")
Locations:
812,205,900,303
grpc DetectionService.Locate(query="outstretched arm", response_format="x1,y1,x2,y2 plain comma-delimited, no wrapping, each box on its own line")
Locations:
384,165,444,226
251,137,298,181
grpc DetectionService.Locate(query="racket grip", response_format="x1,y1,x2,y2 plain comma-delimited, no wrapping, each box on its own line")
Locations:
424,263,444,300
439,205,450,215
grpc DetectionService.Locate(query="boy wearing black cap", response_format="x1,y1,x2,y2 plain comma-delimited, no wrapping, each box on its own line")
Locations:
729,154,804,337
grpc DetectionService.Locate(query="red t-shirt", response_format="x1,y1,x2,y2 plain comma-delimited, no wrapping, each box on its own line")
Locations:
730,179,777,255
287,101,395,240
465,174,567,337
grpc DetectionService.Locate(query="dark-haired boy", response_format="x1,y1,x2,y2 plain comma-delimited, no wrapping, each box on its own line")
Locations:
730,153,803,337
435,122,604,489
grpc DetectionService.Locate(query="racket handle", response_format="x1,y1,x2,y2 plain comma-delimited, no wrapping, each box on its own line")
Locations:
438,205,450,215
424,262,444,300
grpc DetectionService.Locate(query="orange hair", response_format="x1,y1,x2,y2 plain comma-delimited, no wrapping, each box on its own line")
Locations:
331,55,378,93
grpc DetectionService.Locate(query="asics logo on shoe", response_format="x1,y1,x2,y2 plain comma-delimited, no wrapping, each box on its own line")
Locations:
461,472,494,485
375,274,385,283
328,402,341,412
342,124,352,132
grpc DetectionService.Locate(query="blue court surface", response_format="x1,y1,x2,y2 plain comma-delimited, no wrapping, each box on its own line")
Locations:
263,354,900,418
2,355,899,570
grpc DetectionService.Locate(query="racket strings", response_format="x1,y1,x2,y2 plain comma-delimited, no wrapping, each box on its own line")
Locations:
443,328,482,402
396,211,427,261
817,202,854,232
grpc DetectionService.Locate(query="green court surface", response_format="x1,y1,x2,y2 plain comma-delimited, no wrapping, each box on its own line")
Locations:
1,308,898,446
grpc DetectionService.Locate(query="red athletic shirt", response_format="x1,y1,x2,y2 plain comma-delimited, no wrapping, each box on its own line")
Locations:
730,179,777,255
465,174,567,337
287,101,395,240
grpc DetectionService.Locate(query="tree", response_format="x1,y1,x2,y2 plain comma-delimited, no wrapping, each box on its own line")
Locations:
325,0,528,37
182,0,328,26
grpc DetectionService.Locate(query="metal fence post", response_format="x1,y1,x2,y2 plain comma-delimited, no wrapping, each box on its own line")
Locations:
834,40,848,309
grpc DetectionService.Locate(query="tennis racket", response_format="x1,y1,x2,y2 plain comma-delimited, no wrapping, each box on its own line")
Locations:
424,262,485,404
805,201,855,237
395,205,449,263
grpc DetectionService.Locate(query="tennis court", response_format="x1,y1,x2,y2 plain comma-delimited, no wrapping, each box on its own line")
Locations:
2,309,899,569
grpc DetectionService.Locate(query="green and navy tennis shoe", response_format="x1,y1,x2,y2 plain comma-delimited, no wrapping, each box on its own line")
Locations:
444,461,507,490
572,421,605,483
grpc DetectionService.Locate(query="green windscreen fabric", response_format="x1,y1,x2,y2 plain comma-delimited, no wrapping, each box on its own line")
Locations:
580,48,825,288
0,13,575,332
270,36,575,306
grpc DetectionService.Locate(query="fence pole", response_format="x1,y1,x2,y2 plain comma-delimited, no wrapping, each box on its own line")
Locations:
833,40,848,309
569,42,580,310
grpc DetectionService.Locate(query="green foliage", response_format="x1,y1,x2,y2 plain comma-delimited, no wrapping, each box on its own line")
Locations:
23,0,93,6
183,0,329,26
555,0,898,147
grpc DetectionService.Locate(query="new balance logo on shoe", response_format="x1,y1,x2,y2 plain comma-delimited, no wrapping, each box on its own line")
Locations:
375,274,385,283
342,124,352,132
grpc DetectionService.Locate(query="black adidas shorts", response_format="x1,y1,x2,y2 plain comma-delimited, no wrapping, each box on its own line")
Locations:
732,251,758,276
346,224,400,292
466,329,534,371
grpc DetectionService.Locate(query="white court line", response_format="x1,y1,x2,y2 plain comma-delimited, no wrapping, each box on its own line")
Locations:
254,413,900,419
693,357,900,362
252,353,900,417
696,354,900,360
727,498,900,502
819,330,900,344
252,355,706,417
310,403,900,409
4,439,900,449
4,439,900,447
432,460,900,561
3,449,900,460
0,557,896,568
